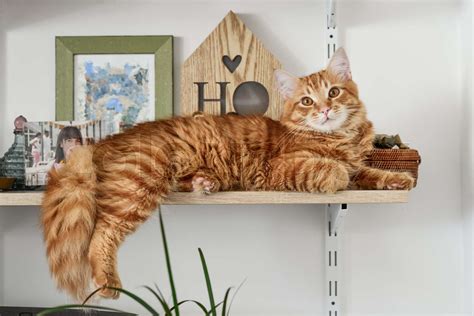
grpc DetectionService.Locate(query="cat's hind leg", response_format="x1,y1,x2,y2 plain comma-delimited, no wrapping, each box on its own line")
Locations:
88,180,168,299
87,211,123,299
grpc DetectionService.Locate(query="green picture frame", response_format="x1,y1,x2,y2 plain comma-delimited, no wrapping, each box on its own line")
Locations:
55,35,173,122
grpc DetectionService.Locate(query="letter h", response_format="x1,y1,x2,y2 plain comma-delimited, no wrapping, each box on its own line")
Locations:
194,82,230,115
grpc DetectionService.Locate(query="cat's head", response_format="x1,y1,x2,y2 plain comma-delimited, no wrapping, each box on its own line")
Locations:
275,48,365,133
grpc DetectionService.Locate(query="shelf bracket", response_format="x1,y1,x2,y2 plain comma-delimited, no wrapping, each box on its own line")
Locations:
325,203,347,316
328,203,347,236
326,0,338,61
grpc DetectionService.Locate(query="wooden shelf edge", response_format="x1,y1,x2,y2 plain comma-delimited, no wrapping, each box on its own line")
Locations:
0,190,409,206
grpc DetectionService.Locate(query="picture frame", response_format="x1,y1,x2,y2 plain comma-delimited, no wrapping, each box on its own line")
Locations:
56,36,173,132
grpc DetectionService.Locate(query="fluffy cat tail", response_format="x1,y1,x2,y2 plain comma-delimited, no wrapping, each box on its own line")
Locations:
41,145,97,301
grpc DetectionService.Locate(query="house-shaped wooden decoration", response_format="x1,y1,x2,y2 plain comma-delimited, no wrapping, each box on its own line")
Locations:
181,11,283,119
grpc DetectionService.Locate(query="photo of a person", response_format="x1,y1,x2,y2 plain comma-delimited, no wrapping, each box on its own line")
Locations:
23,120,107,187
29,132,42,166
54,126,83,170
42,130,52,159
84,137,96,145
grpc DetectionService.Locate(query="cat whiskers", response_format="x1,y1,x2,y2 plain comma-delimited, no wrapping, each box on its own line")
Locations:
305,117,324,128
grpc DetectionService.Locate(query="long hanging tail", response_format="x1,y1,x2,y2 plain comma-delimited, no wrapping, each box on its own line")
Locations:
41,146,97,301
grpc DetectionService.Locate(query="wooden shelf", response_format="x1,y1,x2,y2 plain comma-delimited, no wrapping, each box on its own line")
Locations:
0,190,408,206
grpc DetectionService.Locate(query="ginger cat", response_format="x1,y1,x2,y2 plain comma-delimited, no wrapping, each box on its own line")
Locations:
41,48,414,301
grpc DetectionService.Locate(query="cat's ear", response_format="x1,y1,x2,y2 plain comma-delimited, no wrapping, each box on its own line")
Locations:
327,47,352,82
274,69,299,99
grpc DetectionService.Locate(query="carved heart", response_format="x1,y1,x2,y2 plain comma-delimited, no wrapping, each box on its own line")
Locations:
222,55,242,73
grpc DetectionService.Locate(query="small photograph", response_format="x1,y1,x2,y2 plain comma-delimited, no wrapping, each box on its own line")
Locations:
23,120,108,187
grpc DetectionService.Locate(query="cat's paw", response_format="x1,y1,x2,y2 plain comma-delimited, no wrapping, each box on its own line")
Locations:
93,272,122,300
384,172,414,190
192,175,220,194
317,163,350,194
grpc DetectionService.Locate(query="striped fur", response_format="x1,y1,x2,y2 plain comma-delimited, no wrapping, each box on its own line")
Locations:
41,48,414,300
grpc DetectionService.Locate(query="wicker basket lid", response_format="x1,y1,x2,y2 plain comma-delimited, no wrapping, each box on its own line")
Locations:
366,149,421,163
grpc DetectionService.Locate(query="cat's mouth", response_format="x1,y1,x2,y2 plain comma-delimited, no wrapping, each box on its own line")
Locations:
320,110,336,124
321,117,330,124
304,109,348,133
320,115,337,125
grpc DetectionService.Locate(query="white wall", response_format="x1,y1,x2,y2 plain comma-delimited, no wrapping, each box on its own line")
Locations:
460,0,473,313
0,0,471,315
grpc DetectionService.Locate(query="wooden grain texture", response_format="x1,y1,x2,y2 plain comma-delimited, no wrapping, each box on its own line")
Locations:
0,190,409,206
181,11,284,119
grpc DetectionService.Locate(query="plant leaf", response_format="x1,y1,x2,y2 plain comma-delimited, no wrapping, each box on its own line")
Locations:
143,285,172,315
221,287,232,316
160,210,180,316
154,283,168,303
199,248,216,316
106,286,159,316
37,304,131,316
227,279,246,316
169,300,208,314
154,283,173,307
82,287,104,305
207,301,224,316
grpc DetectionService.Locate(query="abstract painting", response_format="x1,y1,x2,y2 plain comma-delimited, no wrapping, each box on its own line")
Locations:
74,54,155,134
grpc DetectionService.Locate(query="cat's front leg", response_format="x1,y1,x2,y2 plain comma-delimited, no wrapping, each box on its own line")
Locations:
191,172,221,194
175,169,221,194
351,166,414,190
267,155,350,193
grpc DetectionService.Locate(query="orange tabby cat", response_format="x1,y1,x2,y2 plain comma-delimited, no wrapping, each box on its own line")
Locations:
41,48,414,301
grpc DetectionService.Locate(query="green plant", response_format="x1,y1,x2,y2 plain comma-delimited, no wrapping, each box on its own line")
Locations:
38,210,243,316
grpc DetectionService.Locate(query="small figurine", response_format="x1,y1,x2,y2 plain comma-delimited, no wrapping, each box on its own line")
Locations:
373,134,409,149
0,116,28,189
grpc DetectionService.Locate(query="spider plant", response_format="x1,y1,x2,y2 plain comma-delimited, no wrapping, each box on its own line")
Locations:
38,210,243,316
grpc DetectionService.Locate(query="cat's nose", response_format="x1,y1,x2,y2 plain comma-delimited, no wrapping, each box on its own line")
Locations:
320,107,330,117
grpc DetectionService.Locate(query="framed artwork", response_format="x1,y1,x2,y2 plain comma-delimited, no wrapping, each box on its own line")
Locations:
56,36,173,134
23,120,112,186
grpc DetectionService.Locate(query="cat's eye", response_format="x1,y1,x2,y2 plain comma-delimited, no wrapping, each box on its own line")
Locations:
301,97,314,106
328,87,340,98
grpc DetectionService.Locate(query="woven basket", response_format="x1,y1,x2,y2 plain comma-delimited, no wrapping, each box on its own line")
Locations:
365,149,421,187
